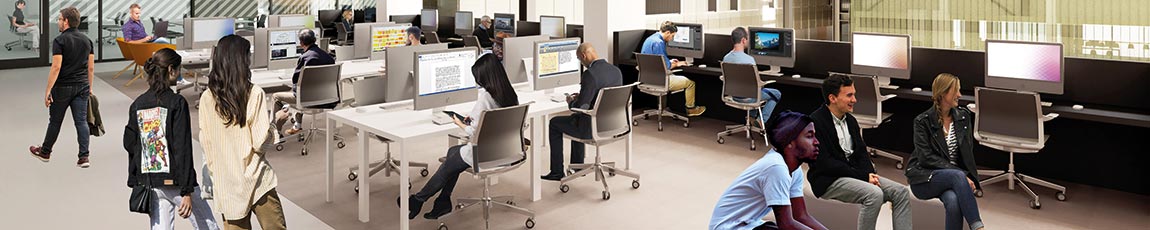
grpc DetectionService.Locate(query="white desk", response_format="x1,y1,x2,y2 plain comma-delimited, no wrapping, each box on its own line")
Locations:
323,85,633,229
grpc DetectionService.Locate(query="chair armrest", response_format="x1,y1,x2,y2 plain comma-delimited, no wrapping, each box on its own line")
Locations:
448,132,469,146
760,80,777,87
1043,113,1059,122
719,75,724,81
881,94,897,101
670,69,682,74
966,103,977,113
570,108,593,115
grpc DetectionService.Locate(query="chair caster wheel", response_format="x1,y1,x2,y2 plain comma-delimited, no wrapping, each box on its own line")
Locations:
506,200,515,205
717,137,725,144
657,125,663,131
632,120,639,126
1056,191,1067,201
438,224,448,230
275,145,284,151
348,172,358,181
559,184,570,193
1029,199,1041,209
632,180,640,189
525,218,535,228
750,145,756,151
337,141,345,149
354,185,359,193
301,149,308,155
602,191,611,200
683,122,690,128
298,136,305,142
974,189,983,197
895,161,904,169
643,114,650,120
421,169,430,177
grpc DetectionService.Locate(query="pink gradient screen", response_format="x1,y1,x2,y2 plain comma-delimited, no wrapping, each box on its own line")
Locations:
986,42,1062,82
852,34,909,69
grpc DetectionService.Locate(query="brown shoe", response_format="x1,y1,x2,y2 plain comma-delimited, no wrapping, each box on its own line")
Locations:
29,146,50,162
77,157,90,168
687,106,707,116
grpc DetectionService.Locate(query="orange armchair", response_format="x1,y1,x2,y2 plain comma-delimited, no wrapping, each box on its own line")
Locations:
124,42,177,86
113,38,136,79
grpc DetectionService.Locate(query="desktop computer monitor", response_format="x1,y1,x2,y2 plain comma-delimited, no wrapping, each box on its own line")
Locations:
666,22,704,59
385,43,449,102
540,15,565,39
414,47,480,123
272,15,315,29
186,17,236,50
503,35,549,84
533,38,582,95
369,23,410,60
421,9,438,31
493,13,515,36
455,11,474,36
851,32,911,88
747,27,795,75
985,40,1064,95
317,10,342,28
266,27,307,70
353,22,396,59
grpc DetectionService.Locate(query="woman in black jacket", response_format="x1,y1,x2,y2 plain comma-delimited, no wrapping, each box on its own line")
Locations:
124,48,219,229
904,73,984,230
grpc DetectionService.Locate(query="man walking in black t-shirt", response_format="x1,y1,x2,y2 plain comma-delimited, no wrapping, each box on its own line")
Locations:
29,7,95,168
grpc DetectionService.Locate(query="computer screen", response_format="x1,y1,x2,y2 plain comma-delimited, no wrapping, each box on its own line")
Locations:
192,18,236,43
371,24,408,52
279,15,315,28
747,27,795,68
851,33,911,80
985,40,1064,95
534,38,582,91
455,11,473,36
421,9,438,31
665,22,704,59
539,16,565,38
494,13,515,35
268,30,301,61
416,49,478,97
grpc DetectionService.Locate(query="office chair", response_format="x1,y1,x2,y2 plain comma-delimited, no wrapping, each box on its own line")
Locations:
275,64,346,156
716,62,777,150
842,73,906,169
6,15,31,51
346,76,430,193
971,87,1065,209
462,35,482,48
335,22,352,46
256,15,267,28
632,53,689,131
424,32,441,44
560,83,642,200
436,103,536,230
99,12,125,45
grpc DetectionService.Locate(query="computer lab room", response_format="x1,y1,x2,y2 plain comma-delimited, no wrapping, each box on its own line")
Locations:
1,0,1148,229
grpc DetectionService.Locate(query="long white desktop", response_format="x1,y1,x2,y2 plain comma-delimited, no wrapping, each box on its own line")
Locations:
323,84,635,228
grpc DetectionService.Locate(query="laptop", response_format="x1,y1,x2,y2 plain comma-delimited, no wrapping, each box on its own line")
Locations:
153,21,169,38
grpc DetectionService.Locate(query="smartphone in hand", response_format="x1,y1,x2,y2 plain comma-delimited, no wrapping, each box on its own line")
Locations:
443,111,470,125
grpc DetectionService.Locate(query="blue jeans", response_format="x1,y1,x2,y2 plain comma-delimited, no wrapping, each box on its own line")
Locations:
41,84,90,157
151,37,171,44
910,169,984,230
733,88,782,121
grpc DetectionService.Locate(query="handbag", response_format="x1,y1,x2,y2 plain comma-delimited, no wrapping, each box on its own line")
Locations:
129,184,153,214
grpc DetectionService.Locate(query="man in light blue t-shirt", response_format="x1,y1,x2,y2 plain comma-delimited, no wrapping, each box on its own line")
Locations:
710,111,827,230
723,27,782,124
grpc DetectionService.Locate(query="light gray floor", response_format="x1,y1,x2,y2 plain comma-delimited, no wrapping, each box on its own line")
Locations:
2,61,1149,229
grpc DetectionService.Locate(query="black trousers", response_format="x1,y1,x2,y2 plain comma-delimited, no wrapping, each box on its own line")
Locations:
548,115,592,174
413,145,470,211
41,84,90,157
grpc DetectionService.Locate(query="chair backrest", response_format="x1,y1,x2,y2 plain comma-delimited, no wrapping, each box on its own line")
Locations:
425,32,440,44
720,62,763,100
974,87,1044,144
8,16,18,32
842,72,883,120
470,103,531,173
115,12,126,24
635,53,671,88
297,63,343,108
463,35,481,48
129,42,177,66
590,82,638,141
256,15,268,28
115,38,133,60
336,22,348,43
352,76,387,106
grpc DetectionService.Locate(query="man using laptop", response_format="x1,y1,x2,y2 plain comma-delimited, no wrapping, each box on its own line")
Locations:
122,4,170,44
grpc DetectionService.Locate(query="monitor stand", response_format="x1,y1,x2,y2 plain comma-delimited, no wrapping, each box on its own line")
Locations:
758,65,783,77
545,89,566,102
683,57,695,66
431,107,454,125
876,76,900,90
1019,91,1054,107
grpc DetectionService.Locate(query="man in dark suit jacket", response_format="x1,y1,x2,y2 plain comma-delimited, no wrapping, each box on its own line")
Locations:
542,43,623,180
472,16,494,48
807,74,912,230
273,29,336,135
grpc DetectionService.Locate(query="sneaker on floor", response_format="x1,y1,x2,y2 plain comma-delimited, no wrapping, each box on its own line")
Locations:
77,157,90,168
29,146,49,162
687,106,707,116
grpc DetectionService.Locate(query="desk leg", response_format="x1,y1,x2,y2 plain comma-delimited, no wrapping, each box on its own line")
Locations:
531,116,543,201
398,140,411,230
357,129,370,222
325,118,335,202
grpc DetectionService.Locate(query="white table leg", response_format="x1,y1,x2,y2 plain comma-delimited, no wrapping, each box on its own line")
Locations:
398,140,410,230
531,116,543,201
325,118,335,202
358,129,370,222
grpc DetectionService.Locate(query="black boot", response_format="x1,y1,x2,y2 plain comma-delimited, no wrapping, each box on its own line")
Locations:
398,196,424,219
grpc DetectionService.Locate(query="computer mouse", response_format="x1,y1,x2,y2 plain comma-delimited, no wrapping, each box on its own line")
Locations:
791,74,801,78
1072,104,1084,110
912,87,922,92
698,64,707,68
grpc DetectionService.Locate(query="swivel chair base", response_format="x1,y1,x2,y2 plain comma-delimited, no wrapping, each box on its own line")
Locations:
717,109,766,150
346,139,430,193
975,152,1067,209
868,148,905,169
631,96,689,131
437,179,536,229
558,148,641,200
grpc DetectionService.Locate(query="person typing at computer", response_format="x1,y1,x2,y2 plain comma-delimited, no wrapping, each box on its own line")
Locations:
472,16,494,48
122,4,170,44
807,75,912,230
641,21,705,116
710,111,827,230
11,0,39,49
339,9,354,33
272,29,334,137
540,43,623,181
724,27,782,126
405,53,520,220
